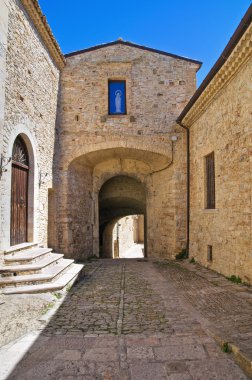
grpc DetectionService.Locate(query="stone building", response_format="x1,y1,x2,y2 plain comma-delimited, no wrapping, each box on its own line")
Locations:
51,41,200,260
177,5,252,283
0,0,251,292
0,0,80,294
0,0,64,254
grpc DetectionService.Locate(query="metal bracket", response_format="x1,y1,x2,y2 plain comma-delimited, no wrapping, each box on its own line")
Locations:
39,171,48,187
0,154,11,179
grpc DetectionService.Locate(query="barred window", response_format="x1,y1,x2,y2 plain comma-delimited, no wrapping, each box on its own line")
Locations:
205,152,215,209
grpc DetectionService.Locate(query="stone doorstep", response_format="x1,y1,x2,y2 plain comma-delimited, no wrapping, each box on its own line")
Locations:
3,263,85,294
4,242,39,255
0,258,74,287
4,247,53,264
0,253,64,274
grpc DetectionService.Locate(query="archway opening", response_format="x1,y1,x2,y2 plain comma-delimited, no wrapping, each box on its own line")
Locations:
99,175,147,258
113,215,144,259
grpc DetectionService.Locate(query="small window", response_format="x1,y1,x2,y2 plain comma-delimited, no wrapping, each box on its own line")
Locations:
108,80,126,115
207,245,213,262
205,152,215,209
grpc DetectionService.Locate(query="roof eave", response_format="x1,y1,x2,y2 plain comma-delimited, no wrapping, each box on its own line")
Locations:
177,4,252,125
21,0,65,69
65,40,202,67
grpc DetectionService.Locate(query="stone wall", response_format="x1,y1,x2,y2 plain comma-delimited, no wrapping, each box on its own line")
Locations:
102,220,116,258
0,0,60,250
118,216,135,256
189,56,252,283
0,0,9,153
54,42,199,259
0,0,10,255
134,215,144,243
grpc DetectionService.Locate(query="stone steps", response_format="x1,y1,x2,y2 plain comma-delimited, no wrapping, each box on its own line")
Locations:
4,242,39,255
0,259,74,287
0,243,84,294
4,247,52,264
3,263,84,294
0,253,64,275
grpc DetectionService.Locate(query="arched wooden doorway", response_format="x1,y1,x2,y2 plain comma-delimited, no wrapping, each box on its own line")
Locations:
10,136,29,246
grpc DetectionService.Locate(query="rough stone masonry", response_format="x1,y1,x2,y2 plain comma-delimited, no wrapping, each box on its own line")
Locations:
52,42,200,260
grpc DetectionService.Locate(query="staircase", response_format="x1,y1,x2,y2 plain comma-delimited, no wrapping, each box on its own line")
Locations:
0,243,84,294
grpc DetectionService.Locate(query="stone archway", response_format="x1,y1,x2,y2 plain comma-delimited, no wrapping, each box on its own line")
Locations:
54,143,186,261
99,175,146,258
102,215,144,259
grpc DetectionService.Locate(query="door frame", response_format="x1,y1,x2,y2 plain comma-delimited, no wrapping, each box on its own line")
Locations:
0,129,36,250
10,147,29,246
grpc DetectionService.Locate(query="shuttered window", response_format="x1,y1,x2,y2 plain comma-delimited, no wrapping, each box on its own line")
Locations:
205,152,215,209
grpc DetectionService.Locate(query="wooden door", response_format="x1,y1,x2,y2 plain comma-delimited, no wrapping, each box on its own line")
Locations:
10,137,29,246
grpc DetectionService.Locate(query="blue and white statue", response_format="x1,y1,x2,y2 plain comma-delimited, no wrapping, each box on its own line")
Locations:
115,90,122,113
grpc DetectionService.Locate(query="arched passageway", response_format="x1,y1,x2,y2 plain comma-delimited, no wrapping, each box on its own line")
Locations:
54,143,186,261
99,175,147,258
102,215,144,259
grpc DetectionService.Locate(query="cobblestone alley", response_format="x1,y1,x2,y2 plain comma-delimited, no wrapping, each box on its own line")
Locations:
1,259,251,380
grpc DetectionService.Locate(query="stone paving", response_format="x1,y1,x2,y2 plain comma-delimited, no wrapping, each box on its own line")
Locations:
0,259,250,379
154,260,252,369
42,260,171,337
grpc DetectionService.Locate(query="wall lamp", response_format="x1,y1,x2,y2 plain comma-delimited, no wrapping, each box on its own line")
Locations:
0,154,11,179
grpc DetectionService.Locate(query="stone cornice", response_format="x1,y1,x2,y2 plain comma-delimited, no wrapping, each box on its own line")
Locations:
20,0,65,69
181,21,252,127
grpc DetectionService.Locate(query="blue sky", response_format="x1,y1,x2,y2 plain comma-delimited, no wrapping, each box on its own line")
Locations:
39,1,251,85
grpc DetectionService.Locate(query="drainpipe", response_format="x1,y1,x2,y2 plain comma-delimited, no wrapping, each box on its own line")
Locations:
177,121,190,257
149,140,174,176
